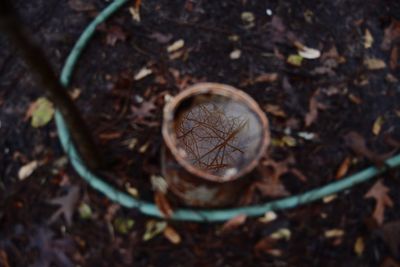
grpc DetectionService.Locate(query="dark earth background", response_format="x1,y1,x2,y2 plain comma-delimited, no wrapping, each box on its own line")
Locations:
1,0,400,266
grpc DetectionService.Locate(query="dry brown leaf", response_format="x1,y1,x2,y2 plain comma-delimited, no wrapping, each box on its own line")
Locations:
335,156,352,179
254,236,281,256
163,225,181,244
305,90,327,127
220,214,247,233
101,25,127,47
48,186,80,226
381,220,400,258
364,58,386,70
324,229,345,238
254,73,279,83
154,191,174,218
390,46,398,70
264,104,286,117
68,0,96,12
344,131,393,167
99,131,122,141
364,180,393,225
381,20,400,51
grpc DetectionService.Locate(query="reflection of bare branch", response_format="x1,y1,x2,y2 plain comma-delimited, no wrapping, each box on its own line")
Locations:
175,102,251,175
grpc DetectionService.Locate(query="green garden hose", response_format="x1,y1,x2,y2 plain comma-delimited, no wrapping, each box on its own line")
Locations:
55,0,400,222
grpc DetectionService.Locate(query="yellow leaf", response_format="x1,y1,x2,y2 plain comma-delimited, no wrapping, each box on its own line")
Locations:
270,228,291,240
30,97,54,128
287,54,303,66
354,237,364,256
143,220,167,241
372,116,384,136
364,29,374,48
364,58,386,70
324,229,344,238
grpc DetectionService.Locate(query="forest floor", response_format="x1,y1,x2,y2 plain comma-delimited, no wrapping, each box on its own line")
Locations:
1,0,400,266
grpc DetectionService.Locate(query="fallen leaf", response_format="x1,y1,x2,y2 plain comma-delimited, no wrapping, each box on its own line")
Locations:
143,220,167,241
254,73,279,83
220,214,247,233
264,104,286,117
344,131,393,167
241,12,255,28
336,156,352,179
258,211,277,223
18,160,39,180
138,141,150,153
29,97,55,127
0,250,10,267
167,39,184,53
270,228,291,240
364,29,374,48
99,131,122,140
305,90,327,127
149,32,173,44
380,220,400,258
372,116,385,136
29,227,75,267
163,225,181,244
298,46,321,59
381,19,400,51
134,67,153,80
323,194,337,203
229,49,241,59
324,229,345,238
114,217,135,234
354,237,365,256
364,58,386,70
390,46,398,70
365,180,393,225
69,88,81,99
154,191,174,218
78,203,92,220
287,54,303,66
104,26,127,46
125,184,139,197
380,257,400,267
48,186,80,226
150,175,168,193
254,236,281,256
129,6,140,22
131,100,156,121
68,0,96,12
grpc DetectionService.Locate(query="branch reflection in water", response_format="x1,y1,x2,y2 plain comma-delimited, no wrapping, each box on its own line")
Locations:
174,96,263,177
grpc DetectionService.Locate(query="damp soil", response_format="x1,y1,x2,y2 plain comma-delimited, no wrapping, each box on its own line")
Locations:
1,0,400,266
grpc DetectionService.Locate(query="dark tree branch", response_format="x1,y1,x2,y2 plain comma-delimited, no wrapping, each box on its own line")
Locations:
0,0,102,170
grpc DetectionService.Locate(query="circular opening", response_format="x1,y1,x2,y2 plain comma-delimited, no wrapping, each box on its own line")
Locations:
163,83,269,182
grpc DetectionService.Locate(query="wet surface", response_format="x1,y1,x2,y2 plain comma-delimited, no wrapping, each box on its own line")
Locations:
173,95,263,177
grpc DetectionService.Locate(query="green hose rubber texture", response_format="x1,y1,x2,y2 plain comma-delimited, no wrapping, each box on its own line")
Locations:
55,0,400,222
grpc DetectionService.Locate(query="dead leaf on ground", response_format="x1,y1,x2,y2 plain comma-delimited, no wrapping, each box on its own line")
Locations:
0,250,10,267
131,100,156,121
167,39,185,53
381,19,400,51
264,104,286,117
343,131,394,167
163,225,181,244
104,26,127,46
149,32,173,44
335,156,352,179
305,90,327,127
372,116,385,136
324,229,345,238
99,131,122,141
29,227,75,267
390,46,398,70
143,220,167,241
364,58,386,70
254,236,281,256
380,257,400,267
220,214,247,233
48,186,80,226
380,220,400,258
26,97,55,128
354,237,365,256
364,29,374,48
255,73,279,83
134,67,153,81
364,180,393,225
18,160,39,180
154,191,174,218
68,0,96,12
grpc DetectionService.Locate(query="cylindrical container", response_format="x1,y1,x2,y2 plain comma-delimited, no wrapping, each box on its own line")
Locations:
162,83,270,207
